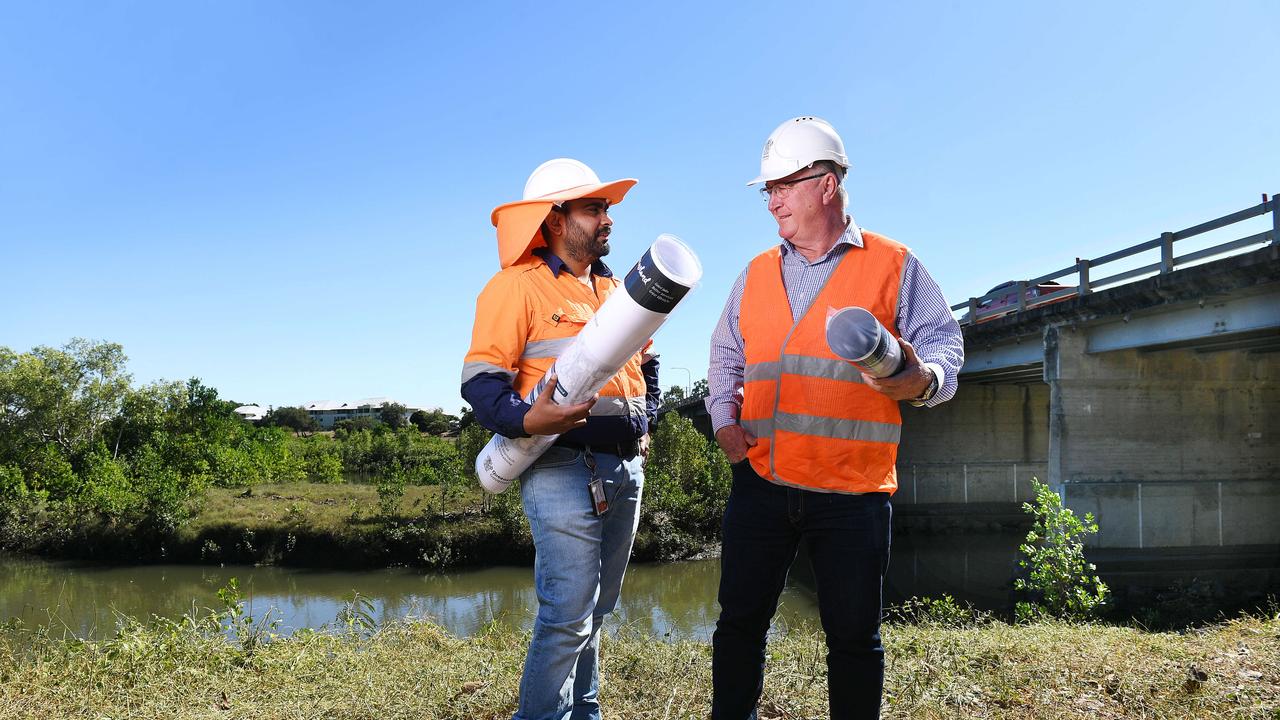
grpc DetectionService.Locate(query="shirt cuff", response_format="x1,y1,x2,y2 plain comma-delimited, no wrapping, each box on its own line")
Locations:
706,397,740,433
909,362,945,407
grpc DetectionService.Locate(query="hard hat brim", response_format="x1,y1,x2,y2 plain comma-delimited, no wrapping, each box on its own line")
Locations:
490,179,636,269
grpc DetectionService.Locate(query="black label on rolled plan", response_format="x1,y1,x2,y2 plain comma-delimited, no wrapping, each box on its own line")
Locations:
624,249,689,314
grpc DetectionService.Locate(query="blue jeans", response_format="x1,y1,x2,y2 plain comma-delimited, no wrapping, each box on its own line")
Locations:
514,445,643,720
712,461,892,720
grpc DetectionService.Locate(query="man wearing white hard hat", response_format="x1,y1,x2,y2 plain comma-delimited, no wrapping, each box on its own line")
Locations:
705,118,964,718
462,158,659,720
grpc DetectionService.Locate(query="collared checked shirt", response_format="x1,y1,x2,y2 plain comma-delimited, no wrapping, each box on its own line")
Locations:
706,220,964,432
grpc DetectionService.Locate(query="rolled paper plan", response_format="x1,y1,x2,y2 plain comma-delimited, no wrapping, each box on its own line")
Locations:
476,234,704,494
825,306,905,378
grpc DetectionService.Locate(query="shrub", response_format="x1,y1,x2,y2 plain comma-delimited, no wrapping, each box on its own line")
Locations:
26,444,78,500
458,424,489,480
639,414,731,557
76,447,134,515
376,465,407,516
127,444,206,532
208,444,257,487
887,595,990,628
1014,478,1110,622
308,450,345,484
0,464,30,507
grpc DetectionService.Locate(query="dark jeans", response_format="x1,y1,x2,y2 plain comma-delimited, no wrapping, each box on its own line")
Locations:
711,461,892,720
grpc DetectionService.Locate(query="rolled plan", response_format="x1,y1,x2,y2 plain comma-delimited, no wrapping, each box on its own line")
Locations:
825,306,904,378
476,233,704,494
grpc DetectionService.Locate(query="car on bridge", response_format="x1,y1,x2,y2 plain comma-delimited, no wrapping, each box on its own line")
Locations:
963,280,1077,323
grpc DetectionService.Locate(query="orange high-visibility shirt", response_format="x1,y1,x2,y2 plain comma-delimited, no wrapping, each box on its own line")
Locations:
463,255,650,430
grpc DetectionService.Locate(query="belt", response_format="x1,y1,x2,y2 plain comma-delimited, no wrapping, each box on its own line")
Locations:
553,437,640,461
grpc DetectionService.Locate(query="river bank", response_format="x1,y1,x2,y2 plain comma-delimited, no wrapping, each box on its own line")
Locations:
1,608,1275,719
0,481,720,570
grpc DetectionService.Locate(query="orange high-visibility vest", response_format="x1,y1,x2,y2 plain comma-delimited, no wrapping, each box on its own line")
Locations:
462,255,649,425
739,231,907,494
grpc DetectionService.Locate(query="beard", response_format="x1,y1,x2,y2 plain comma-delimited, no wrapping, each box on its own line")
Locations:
564,219,611,262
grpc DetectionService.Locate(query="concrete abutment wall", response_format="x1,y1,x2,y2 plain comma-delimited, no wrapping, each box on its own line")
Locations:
1045,323,1280,549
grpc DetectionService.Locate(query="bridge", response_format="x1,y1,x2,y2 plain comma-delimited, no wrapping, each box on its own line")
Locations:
667,196,1279,582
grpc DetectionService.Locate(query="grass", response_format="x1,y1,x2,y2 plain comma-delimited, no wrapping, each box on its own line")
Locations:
0,609,1275,719
185,482,477,536
169,482,526,568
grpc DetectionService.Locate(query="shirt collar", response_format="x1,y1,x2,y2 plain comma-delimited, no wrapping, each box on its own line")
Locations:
779,216,864,261
533,246,614,278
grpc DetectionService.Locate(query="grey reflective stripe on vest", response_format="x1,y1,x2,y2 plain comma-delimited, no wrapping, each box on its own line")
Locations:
741,417,774,438
628,395,647,418
780,354,864,383
589,396,629,416
742,413,899,444
587,395,646,418
520,337,574,360
744,361,780,383
746,355,865,384
461,362,515,384
776,411,900,443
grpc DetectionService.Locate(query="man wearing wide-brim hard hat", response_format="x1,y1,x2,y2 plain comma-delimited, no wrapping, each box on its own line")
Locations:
490,157,637,269
462,158,659,720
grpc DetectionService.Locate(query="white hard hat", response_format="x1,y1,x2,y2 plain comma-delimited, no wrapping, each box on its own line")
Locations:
522,158,597,200
747,116,849,186
490,158,637,268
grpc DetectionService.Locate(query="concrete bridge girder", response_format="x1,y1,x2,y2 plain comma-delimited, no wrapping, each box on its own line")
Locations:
1085,286,1280,354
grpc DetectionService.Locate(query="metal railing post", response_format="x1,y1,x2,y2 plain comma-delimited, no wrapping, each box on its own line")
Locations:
1076,258,1091,295
1160,231,1175,273
1272,195,1279,246
1015,280,1027,312
967,297,978,324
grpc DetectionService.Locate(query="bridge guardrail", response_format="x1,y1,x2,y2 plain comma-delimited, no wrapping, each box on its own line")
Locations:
952,195,1279,325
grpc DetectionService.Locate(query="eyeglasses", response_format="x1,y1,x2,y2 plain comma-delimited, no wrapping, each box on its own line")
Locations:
759,173,829,201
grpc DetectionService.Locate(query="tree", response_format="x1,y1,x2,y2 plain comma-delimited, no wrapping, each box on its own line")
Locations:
335,416,382,434
410,407,458,435
0,339,132,463
107,380,187,459
690,378,709,398
643,413,731,535
659,385,687,411
379,403,409,430
264,406,315,433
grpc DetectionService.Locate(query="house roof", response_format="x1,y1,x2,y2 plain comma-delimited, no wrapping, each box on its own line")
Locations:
302,397,415,412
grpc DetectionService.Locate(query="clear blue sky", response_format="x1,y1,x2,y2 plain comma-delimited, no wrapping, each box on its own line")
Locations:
3,1,1276,412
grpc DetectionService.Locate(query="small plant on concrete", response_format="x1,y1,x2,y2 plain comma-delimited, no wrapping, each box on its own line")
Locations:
1015,478,1110,622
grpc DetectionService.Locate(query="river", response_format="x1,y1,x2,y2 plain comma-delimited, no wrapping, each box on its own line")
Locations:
0,533,1033,641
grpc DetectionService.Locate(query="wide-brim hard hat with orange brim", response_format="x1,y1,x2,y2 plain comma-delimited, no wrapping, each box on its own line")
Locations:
490,158,637,269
